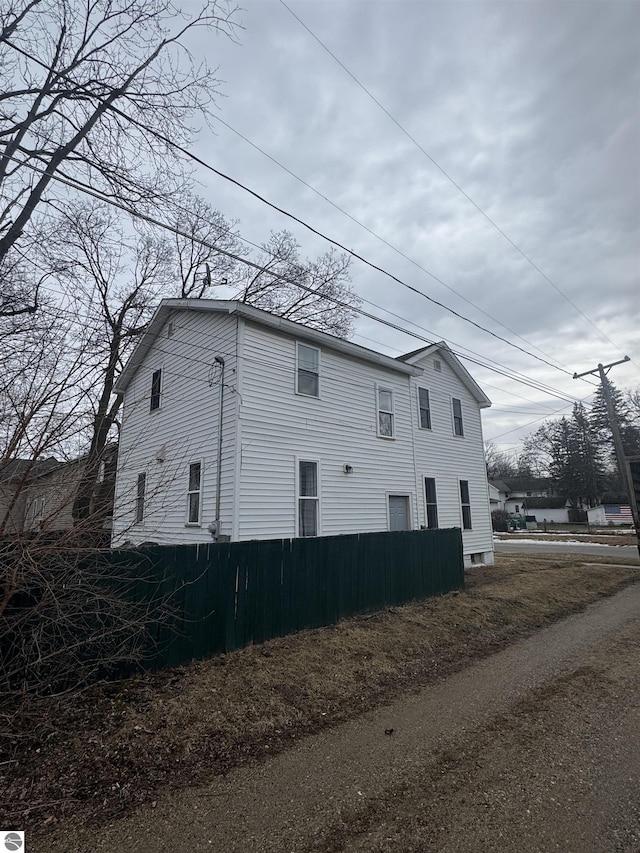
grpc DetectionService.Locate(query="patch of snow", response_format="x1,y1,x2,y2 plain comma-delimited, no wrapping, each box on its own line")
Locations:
494,537,622,548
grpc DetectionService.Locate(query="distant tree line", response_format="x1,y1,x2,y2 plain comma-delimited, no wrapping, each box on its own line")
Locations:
486,379,640,509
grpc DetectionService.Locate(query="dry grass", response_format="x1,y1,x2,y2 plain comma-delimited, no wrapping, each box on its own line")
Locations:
2,553,638,835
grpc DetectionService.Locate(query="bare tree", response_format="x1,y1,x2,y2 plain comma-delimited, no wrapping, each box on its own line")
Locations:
236,230,359,337
169,193,241,297
0,0,239,314
484,441,517,480
38,197,242,523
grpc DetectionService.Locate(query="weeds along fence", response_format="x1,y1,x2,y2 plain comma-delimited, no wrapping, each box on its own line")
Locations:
105,527,464,672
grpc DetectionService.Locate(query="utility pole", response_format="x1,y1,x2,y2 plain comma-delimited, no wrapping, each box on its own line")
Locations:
574,355,640,559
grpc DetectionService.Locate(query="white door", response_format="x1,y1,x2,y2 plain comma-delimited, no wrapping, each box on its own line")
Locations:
388,495,410,531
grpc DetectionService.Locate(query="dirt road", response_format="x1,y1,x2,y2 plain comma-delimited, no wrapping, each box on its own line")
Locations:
41,582,640,853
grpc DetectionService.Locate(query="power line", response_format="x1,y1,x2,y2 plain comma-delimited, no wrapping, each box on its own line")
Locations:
210,111,570,372
485,396,595,442
10,157,588,406
2,38,596,381
278,0,629,359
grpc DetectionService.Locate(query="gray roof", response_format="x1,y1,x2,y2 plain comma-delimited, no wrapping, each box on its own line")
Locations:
0,457,61,482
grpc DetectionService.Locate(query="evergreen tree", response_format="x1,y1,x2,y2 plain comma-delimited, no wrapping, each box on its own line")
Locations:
523,403,604,507
589,377,640,493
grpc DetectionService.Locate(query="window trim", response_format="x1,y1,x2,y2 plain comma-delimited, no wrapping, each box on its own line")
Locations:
150,367,162,412
424,477,439,529
376,385,395,439
452,397,464,437
295,342,320,398
417,386,432,430
459,479,472,530
295,457,321,537
186,460,203,526
135,472,146,524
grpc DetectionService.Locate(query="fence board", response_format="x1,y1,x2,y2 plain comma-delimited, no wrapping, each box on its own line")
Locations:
99,527,464,673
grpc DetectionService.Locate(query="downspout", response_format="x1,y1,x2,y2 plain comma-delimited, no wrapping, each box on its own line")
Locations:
214,356,225,535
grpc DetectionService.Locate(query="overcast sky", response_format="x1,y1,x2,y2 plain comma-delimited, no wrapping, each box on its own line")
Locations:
184,0,639,454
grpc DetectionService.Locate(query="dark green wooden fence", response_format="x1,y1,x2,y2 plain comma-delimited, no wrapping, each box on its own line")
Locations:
109,527,464,671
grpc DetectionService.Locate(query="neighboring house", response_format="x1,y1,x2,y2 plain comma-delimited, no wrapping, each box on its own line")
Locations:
488,477,578,523
488,482,505,511
111,299,494,567
0,457,60,535
0,447,117,537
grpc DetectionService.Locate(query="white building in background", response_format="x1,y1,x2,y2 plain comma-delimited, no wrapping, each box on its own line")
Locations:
111,300,494,566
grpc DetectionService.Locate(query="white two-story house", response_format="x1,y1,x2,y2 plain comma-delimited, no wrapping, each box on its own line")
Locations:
111,300,494,566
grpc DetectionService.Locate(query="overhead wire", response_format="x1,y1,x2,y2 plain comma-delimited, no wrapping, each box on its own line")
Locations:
3,38,601,384
210,111,570,371
278,0,630,360
9,156,589,406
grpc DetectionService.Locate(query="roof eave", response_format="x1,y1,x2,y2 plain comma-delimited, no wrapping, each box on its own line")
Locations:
114,299,422,395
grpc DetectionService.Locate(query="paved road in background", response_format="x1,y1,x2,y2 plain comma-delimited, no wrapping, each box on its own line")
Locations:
494,540,639,559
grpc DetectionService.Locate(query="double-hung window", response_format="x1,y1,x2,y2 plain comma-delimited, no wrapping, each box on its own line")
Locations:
187,462,202,524
424,478,439,529
460,480,472,529
135,472,146,523
150,369,162,411
298,460,319,537
452,397,464,436
296,343,320,397
377,387,394,438
418,387,431,429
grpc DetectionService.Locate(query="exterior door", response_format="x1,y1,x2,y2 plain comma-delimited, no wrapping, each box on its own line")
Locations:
388,495,410,531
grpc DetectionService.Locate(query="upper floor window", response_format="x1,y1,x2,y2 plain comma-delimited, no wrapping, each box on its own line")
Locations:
150,369,162,411
418,387,431,430
187,462,202,524
460,479,472,529
296,343,320,397
377,387,395,438
452,397,464,436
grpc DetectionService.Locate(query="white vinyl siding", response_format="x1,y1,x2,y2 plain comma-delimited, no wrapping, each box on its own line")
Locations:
296,343,320,397
237,323,417,540
111,311,238,546
410,354,493,564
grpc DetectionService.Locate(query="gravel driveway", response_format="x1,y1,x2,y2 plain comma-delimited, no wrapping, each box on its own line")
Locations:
41,583,640,853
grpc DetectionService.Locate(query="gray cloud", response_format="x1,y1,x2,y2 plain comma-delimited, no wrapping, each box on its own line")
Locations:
189,0,639,447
